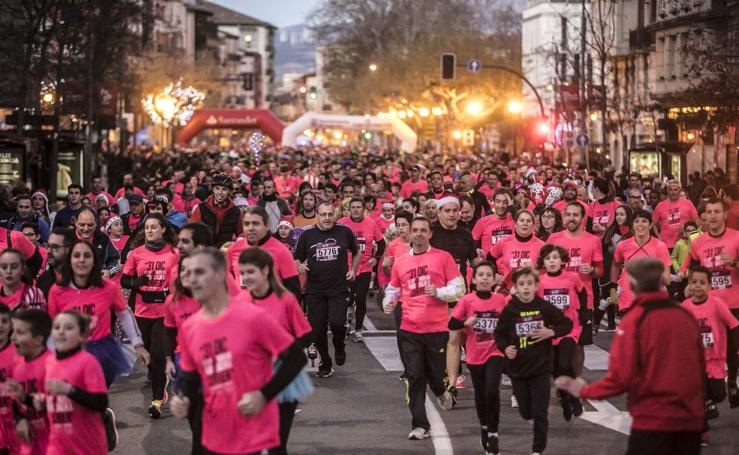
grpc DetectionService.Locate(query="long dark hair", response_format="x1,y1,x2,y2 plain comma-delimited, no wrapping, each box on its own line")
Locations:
238,246,289,298
148,213,177,245
536,207,563,241
0,248,32,286
171,256,193,300
603,204,634,246
59,240,104,288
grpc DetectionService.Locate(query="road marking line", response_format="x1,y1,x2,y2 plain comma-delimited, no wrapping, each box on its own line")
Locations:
364,316,454,454
425,395,454,455
581,399,632,435
363,316,378,332
584,345,609,371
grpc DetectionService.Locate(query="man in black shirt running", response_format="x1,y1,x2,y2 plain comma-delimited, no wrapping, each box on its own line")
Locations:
294,201,360,378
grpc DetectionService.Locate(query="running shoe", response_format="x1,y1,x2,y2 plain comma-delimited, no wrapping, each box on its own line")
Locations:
501,375,512,387
148,400,163,419
486,434,500,455
606,323,617,331
559,393,573,422
511,394,518,408
351,331,364,343
570,396,584,417
315,368,334,378
701,432,709,447
728,384,739,408
104,408,118,451
335,345,347,366
408,427,429,440
455,375,465,390
705,400,719,420
437,390,455,410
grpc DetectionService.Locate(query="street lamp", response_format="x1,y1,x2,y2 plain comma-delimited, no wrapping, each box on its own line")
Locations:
452,130,463,140
418,107,430,117
507,99,523,114
466,100,483,116
142,79,205,129
368,63,378,72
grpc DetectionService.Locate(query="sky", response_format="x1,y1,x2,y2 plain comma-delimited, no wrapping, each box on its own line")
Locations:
212,0,321,28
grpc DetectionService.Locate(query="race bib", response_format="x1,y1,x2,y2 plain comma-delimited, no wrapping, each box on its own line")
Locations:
710,271,732,289
701,331,714,348
543,293,570,310
473,316,497,333
515,319,544,337
491,228,512,245
357,238,366,253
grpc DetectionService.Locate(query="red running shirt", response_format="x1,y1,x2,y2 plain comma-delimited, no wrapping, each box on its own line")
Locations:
227,236,299,288
472,213,515,255
682,295,739,379
652,198,698,248
12,350,52,455
179,300,294,455
589,200,622,238
0,342,18,451
548,231,603,308
163,293,201,354
683,228,739,309
450,292,507,365
489,235,545,285
122,245,179,319
338,217,384,274
44,350,107,455
389,248,461,334
538,271,584,344
242,291,311,340
48,281,127,341
613,236,671,310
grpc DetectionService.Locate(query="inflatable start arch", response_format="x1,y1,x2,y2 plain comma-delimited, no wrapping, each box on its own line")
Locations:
281,113,417,153
176,109,284,145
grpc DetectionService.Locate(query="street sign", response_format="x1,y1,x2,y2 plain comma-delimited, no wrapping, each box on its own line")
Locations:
467,59,481,73
462,129,475,146
576,133,589,147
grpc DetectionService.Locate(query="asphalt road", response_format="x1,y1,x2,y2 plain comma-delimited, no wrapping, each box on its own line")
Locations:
109,298,739,455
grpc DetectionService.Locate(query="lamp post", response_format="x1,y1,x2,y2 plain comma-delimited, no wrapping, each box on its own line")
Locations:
142,79,205,147
507,99,523,156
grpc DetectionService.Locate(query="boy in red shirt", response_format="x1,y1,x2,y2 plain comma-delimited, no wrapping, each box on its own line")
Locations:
681,266,739,445
8,310,53,455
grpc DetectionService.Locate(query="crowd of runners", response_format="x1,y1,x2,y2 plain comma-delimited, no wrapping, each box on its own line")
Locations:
0,143,736,454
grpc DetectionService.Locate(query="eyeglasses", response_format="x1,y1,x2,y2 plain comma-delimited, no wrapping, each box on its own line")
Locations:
48,243,65,251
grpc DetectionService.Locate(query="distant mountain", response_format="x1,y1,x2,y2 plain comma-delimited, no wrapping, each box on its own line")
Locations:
274,24,316,78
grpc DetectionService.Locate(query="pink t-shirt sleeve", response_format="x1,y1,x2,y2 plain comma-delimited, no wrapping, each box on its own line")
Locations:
277,247,298,279
47,285,60,318
108,282,127,313
179,327,196,372
613,241,625,264
471,219,482,241
389,259,401,288
10,231,36,259
163,296,177,328
82,354,108,394
284,294,311,338
256,312,295,357
122,250,137,275
450,297,468,321
718,301,739,330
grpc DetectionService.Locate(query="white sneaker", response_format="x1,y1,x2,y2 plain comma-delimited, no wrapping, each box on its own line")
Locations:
501,374,512,387
408,427,429,440
351,331,364,343
437,390,455,410
511,394,519,408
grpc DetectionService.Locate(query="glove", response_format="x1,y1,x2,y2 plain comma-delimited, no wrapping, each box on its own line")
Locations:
132,275,150,288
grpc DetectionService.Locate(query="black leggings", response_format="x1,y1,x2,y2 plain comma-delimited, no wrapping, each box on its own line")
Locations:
552,338,576,378
512,374,551,454
349,272,372,331
468,356,504,433
269,401,298,455
136,316,167,401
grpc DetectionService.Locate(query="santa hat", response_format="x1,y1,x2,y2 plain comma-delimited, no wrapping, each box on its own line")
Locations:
278,219,294,230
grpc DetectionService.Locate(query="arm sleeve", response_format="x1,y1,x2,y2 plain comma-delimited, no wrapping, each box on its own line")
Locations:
165,327,178,358
579,318,637,399
293,231,307,261
448,317,465,331
260,341,307,401
374,238,386,259
68,387,108,412
435,276,466,303
494,308,514,352
283,276,301,299
116,308,143,347
577,288,588,312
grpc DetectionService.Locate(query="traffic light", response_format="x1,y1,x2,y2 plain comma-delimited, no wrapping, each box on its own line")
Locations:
440,53,456,80
308,87,318,100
